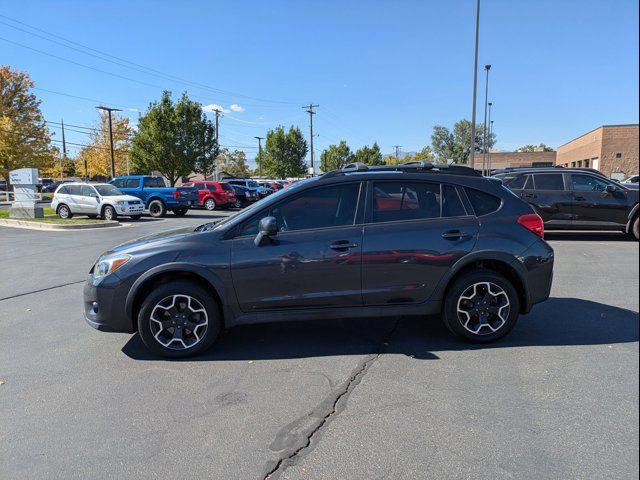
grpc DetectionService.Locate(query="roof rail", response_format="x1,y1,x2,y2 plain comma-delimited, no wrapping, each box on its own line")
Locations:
342,162,368,172
322,161,481,178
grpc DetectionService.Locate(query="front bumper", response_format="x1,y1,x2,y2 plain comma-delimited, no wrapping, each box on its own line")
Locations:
83,273,136,333
115,204,144,215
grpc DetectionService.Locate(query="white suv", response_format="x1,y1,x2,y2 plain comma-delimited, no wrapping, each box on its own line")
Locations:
51,183,144,220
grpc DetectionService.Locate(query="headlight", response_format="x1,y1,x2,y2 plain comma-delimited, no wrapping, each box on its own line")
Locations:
93,254,131,279
113,200,126,205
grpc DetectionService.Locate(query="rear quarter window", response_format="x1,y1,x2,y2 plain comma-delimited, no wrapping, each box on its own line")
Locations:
505,174,527,189
466,188,502,216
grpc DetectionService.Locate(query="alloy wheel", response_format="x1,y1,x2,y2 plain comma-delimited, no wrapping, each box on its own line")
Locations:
456,282,510,335
149,295,208,350
205,199,216,210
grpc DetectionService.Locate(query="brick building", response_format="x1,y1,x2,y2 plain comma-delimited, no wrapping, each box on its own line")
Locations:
556,124,639,178
476,150,557,171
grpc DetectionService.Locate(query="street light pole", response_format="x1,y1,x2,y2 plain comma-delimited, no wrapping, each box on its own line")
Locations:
489,119,494,173
487,102,493,174
470,0,481,170
392,145,402,164
482,64,491,176
254,136,264,178
96,106,122,179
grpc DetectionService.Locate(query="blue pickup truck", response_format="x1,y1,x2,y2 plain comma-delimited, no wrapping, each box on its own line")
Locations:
110,176,198,217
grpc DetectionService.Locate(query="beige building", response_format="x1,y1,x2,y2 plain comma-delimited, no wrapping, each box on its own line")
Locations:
556,124,639,178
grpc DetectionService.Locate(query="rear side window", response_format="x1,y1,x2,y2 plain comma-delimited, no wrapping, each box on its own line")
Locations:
506,174,527,189
143,177,166,188
533,174,565,191
66,185,82,196
125,179,140,188
207,184,219,192
442,185,467,217
373,182,441,223
466,188,501,216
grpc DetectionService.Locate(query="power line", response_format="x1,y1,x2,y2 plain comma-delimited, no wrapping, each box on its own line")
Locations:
0,14,299,105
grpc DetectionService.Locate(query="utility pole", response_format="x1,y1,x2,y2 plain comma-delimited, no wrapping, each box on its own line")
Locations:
487,102,493,174
213,108,222,180
254,136,264,178
96,106,122,179
303,104,319,175
470,0,481,170
482,64,491,176
392,145,402,164
60,119,67,180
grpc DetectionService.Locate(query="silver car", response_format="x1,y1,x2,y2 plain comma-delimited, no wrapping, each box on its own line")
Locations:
51,183,144,220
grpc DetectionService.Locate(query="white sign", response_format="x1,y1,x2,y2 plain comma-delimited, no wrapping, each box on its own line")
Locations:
9,168,38,186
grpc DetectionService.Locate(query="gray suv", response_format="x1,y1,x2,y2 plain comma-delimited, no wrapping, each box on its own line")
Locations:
84,162,554,357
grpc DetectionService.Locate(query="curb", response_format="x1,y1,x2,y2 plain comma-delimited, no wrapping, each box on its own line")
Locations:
0,218,120,231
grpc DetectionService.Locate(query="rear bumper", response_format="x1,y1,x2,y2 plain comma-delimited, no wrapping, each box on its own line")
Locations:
83,274,135,333
514,238,555,313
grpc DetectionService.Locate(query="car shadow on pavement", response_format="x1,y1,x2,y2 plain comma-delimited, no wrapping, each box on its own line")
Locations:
545,231,634,242
121,297,639,362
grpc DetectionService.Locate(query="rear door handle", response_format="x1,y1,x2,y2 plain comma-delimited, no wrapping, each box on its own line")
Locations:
523,193,536,199
330,240,358,250
442,230,471,241
574,196,586,201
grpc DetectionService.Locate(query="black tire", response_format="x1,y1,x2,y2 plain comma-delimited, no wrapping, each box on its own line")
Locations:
172,206,188,216
442,270,520,343
632,216,639,241
137,280,222,358
204,198,217,211
129,215,142,220
87,214,98,219
148,199,167,218
57,204,73,219
233,200,243,209
102,205,117,221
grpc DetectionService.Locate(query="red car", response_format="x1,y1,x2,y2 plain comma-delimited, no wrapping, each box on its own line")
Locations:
183,181,237,210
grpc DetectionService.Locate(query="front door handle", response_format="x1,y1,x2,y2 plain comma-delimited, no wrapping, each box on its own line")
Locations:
442,230,471,241
574,196,586,201
329,240,358,251
523,193,536,199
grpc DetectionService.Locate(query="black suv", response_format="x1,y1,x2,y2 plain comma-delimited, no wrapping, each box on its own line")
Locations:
84,162,554,357
498,168,639,240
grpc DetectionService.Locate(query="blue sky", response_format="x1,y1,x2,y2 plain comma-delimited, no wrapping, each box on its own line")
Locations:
1,0,638,165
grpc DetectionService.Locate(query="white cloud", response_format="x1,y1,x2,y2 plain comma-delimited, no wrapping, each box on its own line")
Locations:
203,104,230,114
229,104,245,112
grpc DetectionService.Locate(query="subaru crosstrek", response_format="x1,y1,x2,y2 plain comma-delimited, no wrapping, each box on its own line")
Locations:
84,162,554,357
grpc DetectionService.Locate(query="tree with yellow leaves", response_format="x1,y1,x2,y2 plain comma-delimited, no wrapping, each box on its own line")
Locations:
0,66,55,180
77,111,132,180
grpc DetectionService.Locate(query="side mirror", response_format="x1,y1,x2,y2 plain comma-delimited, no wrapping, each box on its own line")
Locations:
254,216,278,246
605,184,617,194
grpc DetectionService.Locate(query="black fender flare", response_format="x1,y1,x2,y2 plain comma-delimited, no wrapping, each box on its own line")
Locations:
626,204,639,232
125,262,228,320
430,249,531,311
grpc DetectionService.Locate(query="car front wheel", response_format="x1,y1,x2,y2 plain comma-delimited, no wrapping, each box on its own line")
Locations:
204,198,217,211
443,270,520,343
632,216,639,241
137,280,222,358
103,205,117,221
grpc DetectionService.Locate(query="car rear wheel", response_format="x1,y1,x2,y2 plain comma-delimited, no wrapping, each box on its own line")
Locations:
137,280,222,358
632,216,639,241
233,200,243,208
204,198,217,211
57,204,73,219
148,200,166,218
102,205,117,221
443,270,520,343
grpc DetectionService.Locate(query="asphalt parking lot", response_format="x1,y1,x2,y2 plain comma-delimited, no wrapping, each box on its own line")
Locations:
1,211,638,480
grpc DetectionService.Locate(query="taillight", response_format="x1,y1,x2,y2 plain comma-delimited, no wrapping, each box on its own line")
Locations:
518,213,544,238
173,191,180,199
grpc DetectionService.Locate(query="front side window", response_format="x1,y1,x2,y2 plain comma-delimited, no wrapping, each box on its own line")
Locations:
238,183,360,235
506,174,527,190
125,179,140,188
373,182,440,223
111,179,125,188
81,185,96,197
95,185,123,196
533,174,565,191
571,174,609,192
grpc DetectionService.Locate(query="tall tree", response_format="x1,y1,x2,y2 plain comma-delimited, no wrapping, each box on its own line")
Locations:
76,111,132,179
217,148,251,178
353,142,383,166
262,126,308,178
431,119,495,164
131,91,213,185
320,140,353,172
516,143,554,152
0,66,55,180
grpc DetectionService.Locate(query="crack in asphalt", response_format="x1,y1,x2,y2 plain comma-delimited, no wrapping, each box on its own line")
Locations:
0,280,85,302
262,317,401,480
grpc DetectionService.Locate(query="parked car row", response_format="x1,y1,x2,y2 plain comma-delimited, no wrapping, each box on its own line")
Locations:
50,176,293,219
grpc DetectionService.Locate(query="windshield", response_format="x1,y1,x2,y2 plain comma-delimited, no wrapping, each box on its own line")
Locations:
208,177,316,232
95,184,124,196
247,180,259,188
